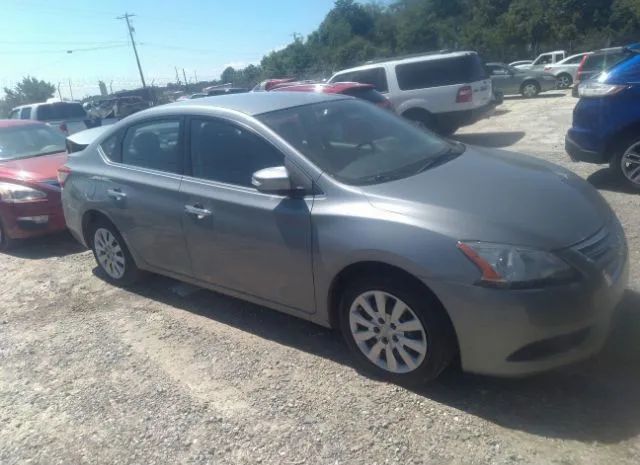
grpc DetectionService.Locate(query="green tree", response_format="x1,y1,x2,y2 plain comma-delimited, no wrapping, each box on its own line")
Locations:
3,76,56,109
220,66,237,84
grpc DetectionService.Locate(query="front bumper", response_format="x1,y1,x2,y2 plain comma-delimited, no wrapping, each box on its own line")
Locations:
0,200,66,240
428,241,628,377
565,133,608,164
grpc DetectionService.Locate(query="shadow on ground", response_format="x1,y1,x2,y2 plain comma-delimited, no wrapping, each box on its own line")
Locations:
3,231,85,259
453,131,525,148
504,92,568,100
118,271,640,444
588,168,640,195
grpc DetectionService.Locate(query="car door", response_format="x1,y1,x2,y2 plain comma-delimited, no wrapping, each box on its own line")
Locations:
487,65,511,93
180,117,315,313
92,117,192,275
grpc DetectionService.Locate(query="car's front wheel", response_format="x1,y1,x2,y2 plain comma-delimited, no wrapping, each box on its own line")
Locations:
521,81,540,98
557,73,573,89
612,135,640,191
339,274,456,385
88,219,142,285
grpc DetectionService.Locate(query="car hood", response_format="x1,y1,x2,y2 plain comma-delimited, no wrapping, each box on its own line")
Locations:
362,146,610,250
0,151,67,183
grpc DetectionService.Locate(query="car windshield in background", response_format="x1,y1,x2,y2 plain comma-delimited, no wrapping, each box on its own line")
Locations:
37,103,86,121
0,125,66,161
258,99,453,185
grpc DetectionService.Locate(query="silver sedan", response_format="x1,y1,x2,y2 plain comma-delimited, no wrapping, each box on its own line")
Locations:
61,92,628,384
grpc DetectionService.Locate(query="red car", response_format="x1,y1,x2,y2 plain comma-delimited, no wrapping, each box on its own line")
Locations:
270,82,394,111
0,120,68,250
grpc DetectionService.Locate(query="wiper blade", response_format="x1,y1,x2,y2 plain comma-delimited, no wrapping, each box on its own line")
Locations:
416,142,466,173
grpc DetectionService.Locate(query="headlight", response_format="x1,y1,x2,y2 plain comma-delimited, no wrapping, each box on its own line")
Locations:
0,182,47,203
578,81,627,98
457,241,579,288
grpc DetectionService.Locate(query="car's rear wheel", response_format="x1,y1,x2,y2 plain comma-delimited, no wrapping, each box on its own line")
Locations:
521,81,540,98
339,274,456,385
611,136,640,191
88,219,142,285
0,220,15,252
557,73,573,89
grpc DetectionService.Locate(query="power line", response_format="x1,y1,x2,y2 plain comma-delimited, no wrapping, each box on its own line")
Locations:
116,12,146,88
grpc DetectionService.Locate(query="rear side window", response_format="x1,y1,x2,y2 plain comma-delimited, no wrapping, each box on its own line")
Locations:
340,87,386,104
98,132,122,161
332,67,388,93
37,103,87,121
121,120,182,174
396,54,487,90
20,107,32,119
583,54,607,71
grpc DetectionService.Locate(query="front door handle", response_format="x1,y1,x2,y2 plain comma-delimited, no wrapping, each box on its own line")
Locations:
107,188,127,200
184,204,212,219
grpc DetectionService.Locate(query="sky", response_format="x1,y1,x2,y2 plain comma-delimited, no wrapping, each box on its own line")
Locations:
0,0,340,99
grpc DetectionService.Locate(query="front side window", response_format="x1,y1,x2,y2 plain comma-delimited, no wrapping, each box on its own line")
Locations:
332,67,388,93
121,120,182,173
258,99,454,186
534,54,553,65
189,119,284,187
0,124,66,161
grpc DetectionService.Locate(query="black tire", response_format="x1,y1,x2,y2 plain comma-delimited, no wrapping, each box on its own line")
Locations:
338,273,457,385
403,109,437,132
557,73,573,89
88,218,142,286
437,123,460,136
610,134,640,191
520,81,540,98
0,220,15,252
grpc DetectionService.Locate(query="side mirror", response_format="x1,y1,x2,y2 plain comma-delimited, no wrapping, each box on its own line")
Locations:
251,166,292,194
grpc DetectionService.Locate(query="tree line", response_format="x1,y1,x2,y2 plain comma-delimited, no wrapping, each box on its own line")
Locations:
222,0,640,86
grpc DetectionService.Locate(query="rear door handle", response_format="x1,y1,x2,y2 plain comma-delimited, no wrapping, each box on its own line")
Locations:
107,188,127,200
184,204,212,219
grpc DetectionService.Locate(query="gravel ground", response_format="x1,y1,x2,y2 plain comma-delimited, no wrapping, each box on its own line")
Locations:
1,90,639,465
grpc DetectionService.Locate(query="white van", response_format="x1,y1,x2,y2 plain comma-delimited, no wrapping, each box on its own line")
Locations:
328,51,494,134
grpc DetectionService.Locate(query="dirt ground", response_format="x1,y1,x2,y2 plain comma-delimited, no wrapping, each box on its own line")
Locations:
1,90,639,465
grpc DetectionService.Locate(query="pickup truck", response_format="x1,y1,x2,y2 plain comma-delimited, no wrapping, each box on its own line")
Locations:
516,50,567,71
9,101,90,135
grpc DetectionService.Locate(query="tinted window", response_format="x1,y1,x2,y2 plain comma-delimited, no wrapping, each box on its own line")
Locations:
20,107,32,119
340,87,386,103
332,67,388,93
0,124,66,161
258,99,451,186
122,120,182,173
190,119,284,187
37,103,87,121
99,132,122,161
396,54,487,90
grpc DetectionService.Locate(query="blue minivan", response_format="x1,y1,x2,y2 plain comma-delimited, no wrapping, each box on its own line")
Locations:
566,46,640,190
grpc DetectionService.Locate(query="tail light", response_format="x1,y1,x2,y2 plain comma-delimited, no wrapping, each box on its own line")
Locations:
456,85,473,103
59,122,69,135
576,55,588,82
57,166,71,187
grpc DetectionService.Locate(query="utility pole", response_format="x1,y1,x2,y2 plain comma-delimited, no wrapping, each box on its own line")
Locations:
193,70,198,83
57,83,62,100
117,12,146,88
182,68,188,87
109,80,113,94
175,67,181,85
68,79,74,100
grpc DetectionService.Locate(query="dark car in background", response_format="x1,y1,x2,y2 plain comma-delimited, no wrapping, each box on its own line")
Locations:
566,49,640,190
0,120,68,250
485,62,558,97
572,44,640,97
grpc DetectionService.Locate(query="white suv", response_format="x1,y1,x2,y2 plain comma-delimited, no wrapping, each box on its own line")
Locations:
9,101,89,135
328,51,493,134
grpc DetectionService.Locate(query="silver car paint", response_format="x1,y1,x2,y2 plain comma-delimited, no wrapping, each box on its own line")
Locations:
62,93,628,376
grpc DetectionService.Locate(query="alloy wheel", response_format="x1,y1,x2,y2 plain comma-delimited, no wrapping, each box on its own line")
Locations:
94,228,126,279
558,75,572,88
522,84,538,97
621,141,640,186
348,290,427,374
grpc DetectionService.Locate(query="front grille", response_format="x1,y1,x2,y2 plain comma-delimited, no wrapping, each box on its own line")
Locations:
574,225,625,281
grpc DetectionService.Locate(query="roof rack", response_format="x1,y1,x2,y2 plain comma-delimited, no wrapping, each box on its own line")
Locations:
363,49,455,65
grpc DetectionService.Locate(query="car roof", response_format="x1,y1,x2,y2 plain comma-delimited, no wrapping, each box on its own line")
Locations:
166,91,348,116
0,119,44,128
332,51,477,75
273,82,374,94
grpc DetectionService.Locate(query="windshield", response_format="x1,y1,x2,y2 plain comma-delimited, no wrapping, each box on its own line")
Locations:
0,124,66,161
258,99,453,185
